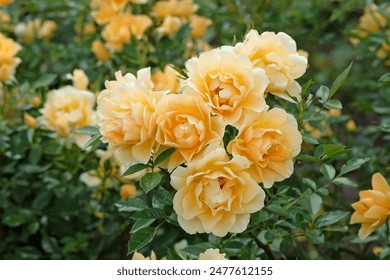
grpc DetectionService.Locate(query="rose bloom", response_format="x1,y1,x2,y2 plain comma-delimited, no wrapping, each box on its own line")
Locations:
128,14,152,38
152,0,198,19
120,184,137,200
171,144,266,237
227,108,302,188
92,40,111,62
0,0,12,7
40,86,95,146
92,0,126,25
0,32,21,82
101,14,132,51
184,46,269,125
234,30,308,102
67,68,89,90
97,68,165,168
189,14,212,39
351,173,390,239
198,248,227,260
156,16,182,37
132,251,157,260
151,65,181,93
155,92,225,171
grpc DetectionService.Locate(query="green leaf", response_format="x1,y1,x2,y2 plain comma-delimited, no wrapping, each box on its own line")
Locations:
166,248,183,260
329,62,353,98
340,158,370,175
115,198,148,212
27,222,40,234
296,154,322,163
302,133,319,145
127,227,156,255
81,134,102,151
3,211,32,227
123,163,149,176
378,72,390,84
306,229,324,244
140,172,162,193
32,73,57,88
28,145,42,164
154,148,176,165
323,144,349,158
316,85,330,103
316,211,349,227
73,126,100,135
309,193,322,215
267,204,290,217
181,244,212,257
322,226,348,232
132,208,166,219
130,219,155,233
303,178,317,190
320,164,336,180
241,241,257,260
324,99,343,110
333,177,357,187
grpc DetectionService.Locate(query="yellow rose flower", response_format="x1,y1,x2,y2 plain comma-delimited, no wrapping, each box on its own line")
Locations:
92,40,111,62
198,248,227,260
120,184,137,200
92,0,126,25
132,251,157,260
101,14,132,52
184,46,269,125
351,172,390,239
155,92,225,171
0,0,12,7
24,113,38,128
97,68,165,168
0,32,21,82
358,4,388,35
234,30,308,102
152,0,198,19
151,65,181,93
227,108,302,188
40,86,95,146
156,16,182,37
189,14,212,39
171,144,266,237
67,69,89,90
28,96,42,107
128,14,152,38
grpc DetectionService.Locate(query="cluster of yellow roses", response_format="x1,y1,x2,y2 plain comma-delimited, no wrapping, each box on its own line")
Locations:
90,0,211,60
351,3,390,65
97,29,308,237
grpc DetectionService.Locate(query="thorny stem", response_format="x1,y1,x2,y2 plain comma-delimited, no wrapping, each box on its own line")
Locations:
251,233,275,260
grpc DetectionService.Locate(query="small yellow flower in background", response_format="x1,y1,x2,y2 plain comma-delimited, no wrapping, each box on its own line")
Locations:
356,4,387,36
132,251,157,260
120,184,137,200
171,144,265,237
234,30,308,102
79,170,102,188
304,120,332,139
0,11,12,31
67,69,89,90
0,0,13,7
346,119,357,132
24,113,38,128
0,32,21,82
156,16,182,36
152,0,198,19
198,248,227,260
373,246,383,256
101,14,133,51
91,0,126,25
189,15,212,39
28,96,42,107
40,86,95,147
329,109,341,117
155,92,225,171
128,14,152,38
91,40,111,62
228,108,302,188
350,172,390,239
97,68,165,168
75,22,96,36
15,19,57,43
184,46,269,125
151,65,181,93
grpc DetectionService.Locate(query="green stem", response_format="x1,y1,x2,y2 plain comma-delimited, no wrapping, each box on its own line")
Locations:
250,233,275,260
